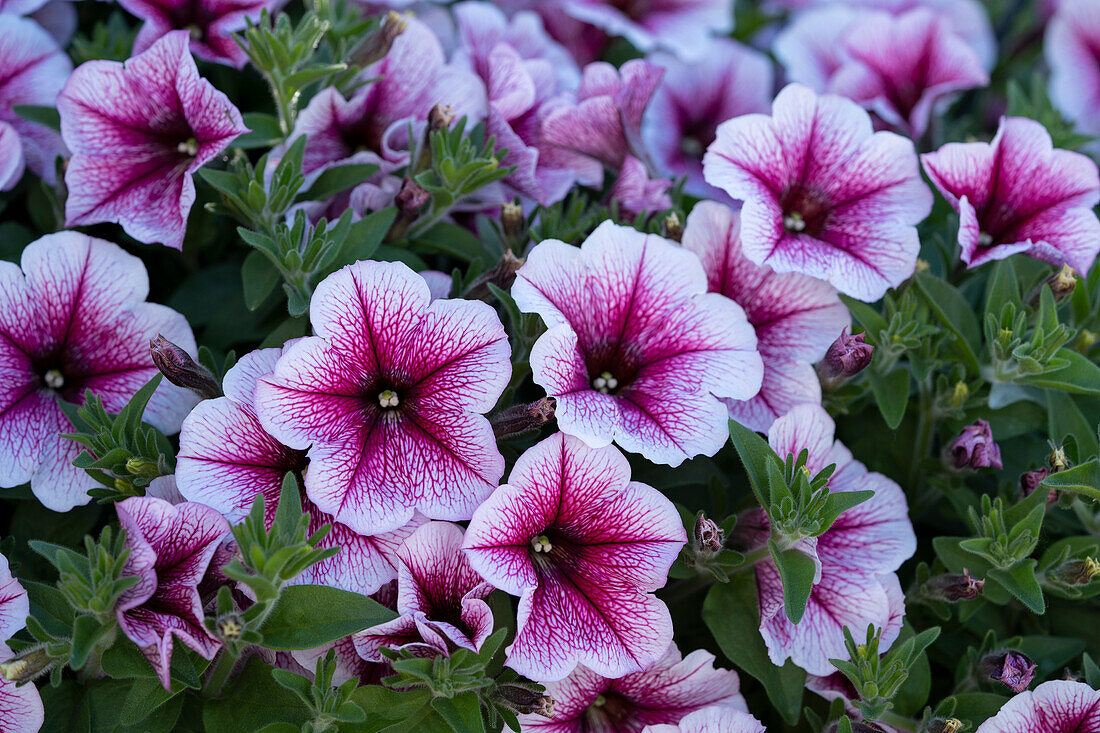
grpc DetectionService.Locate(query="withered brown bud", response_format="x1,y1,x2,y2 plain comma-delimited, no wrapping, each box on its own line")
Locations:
0,647,51,683
395,177,430,221
501,201,525,239
663,212,683,243
491,397,555,439
980,650,1037,693
923,568,984,602
465,250,526,300
428,103,455,132
693,513,723,556
351,11,407,66
1054,557,1100,586
493,683,556,718
150,335,222,399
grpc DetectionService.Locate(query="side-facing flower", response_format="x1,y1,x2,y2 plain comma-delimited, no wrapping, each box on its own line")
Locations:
921,117,1100,274
609,155,672,220
681,201,848,432
980,650,1037,694
742,404,916,675
0,14,70,190
353,521,494,661
645,38,773,199
975,679,1100,732
256,259,511,535
558,0,732,60
643,706,766,733
0,554,42,733
0,232,197,511
58,31,248,249
177,347,422,596
513,221,762,465
464,432,686,681
119,0,279,67
1046,0,1100,142
949,419,1002,470
513,642,745,731
704,83,933,302
115,496,230,689
828,8,988,138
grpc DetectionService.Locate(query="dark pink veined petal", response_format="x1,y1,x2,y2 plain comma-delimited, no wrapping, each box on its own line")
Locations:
396,521,488,618
0,555,28,643
725,357,822,434
121,605,222,689
0,646,43,733
351,613,445,663
975,679,1100,733
122,0,277,67
296,515,422,597
767,403,842,475
818,471,916,575
560,0,732,59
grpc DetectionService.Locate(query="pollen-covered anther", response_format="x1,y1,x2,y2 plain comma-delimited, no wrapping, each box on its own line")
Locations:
783,211,807,233
177,137,199,156
377,389,400,409
43,369,64,389
977,231,994,247
530,534,553,553
592,371,619,394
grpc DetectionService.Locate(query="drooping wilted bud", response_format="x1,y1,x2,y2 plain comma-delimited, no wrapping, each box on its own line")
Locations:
1044,264,1077,302
1020,467,1053,500
693,513,723,557
350,10,407,67
493,683,555,718
501,201,524,239
150,334,222,399
818,328,873,386
950,419,1002,470
1053,556,1100,586
491,397,555,439
663,212,683,243
923,568,984,602
980,650,1037,693
928,719,964,733
428,103,455,133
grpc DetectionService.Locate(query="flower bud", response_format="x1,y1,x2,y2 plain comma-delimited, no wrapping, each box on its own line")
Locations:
395,177,429,222
818,328,873,385
350,10,407,67
1054,556,1100,586
0,647,51,683
150,335,222,399
491,397,555,439
493,683,555,718
1049,445,1070,472
466,250,526,301
947,380,969,408
428,103,455,133
663,212,682,243
1044,264,1077,302
693,513,723,557
217,614,244,642
980,650,1037,693
1075,328,1097,353
501,201,524,239
923,568,984,602
126,456,162,479
928,719,963,733
950,419,1002,470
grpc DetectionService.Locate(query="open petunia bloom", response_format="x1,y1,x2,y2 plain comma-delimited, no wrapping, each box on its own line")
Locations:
0,14,71,190
353,521,494,661
0,553,42,733
681,201,848,432
644,38,773,200
975,679,1100,732
255,259,511,536
57,31,248,249
828,8,988,138
739,404,916,675
463,432,686,681
704,83,932,302
115,496,230,690
921,116,1100,274
1047,0,1100,144
512,642,745,731
0,232,197,512
556,0,732,61
177,347,422,596
118,0,280,67
642,706,766,733
513,221,762,465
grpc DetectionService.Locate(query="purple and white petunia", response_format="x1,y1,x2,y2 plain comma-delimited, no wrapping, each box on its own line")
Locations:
975,679,1100,732
256,259,511,535
681,201,848,432
0,232,197,512
353,521,494,661
177,346,422,596
739,404,916,675
644,38,773,200
118,0,280,67
827,8,988,138
704,83,933,302
0,554,42,733
0,14,70,190
642,707,766,733
463,432,686,681
115,496,230,690
609,155,672,220
512,642,745,731
57,31,248,249
1047,0,1100,143
556,0,733,60
513,221,762,465
921,116,1100,274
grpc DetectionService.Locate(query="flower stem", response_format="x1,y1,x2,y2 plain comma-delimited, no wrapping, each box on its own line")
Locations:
907,376,936,492
879,710,918,732
202,648,238,698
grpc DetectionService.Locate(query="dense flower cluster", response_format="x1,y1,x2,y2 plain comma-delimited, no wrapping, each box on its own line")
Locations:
0,0,1099,730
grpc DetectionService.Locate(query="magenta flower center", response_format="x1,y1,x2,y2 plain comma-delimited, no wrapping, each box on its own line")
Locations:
166,1,218,43
611,0,652,21
780,184,832,237
583,341,644,395
678,116,719,162
30,352,85,400
583,691,634,728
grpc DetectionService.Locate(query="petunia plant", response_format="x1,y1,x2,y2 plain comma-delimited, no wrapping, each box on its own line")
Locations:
1,0,1100,730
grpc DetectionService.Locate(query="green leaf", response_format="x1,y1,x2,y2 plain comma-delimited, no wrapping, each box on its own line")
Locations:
260,584,398,650
728,419,777,509
242,250,282,310
120,677,179,725
430,693,486,733
1016,349,1100,396
868,367,909,429
914,272,981,374
1047,391,1100,460
987,560,1045,614
335,208,397,269
1040,459,1100,502
768,540,817,624
984,259,1021,321
12,104,61,130
703,575,805,725
839,294,888,337
1084,653,1100,689
203,656,311,731
816,490,875,537
69,615,107,670
297,163,378,203
24,579,75,636
235,112,284,149
411,221,490,265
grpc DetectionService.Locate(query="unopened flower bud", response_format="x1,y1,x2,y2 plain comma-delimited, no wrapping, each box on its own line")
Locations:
0,647,51,682
948,380,969,408
1075,329,1097,353
1020,467,1056,502
818,328,874,386
1049,445,1070,472
980,650,1037,693
150,335,222,399
217,614,244,642
693,514,723,557
491,397,555,439
501,201,524,239
1035,264,1077,303
493,683,555,718
923,568,984,602
1054,556,1100,586
395,177,429,223
663,212,682,243
126,456,162,479
929,719,964,733
428,103,455,133
950,419,1002,470
351,11,407,66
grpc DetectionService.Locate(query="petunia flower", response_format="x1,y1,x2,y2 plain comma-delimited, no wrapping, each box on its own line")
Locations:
0,232,197,512
0,14,70,190
511,642,745,731
921,116,1100,274
1047,0,1100,143
739,404,916,675
681,201,848,432
494,0,608,67
949,419,1002,470
556,0,733,61
975,679,1100,732
609,155,672,220
255,259,511,535
645,38,773,200
704,83,933,302
118,0,280,67
57,31,248,249
353,521,494,661
0,554,42,733
828,8,988,138
642,707,766,733
463,432,686,681
177,347,422,596
115,496,230,689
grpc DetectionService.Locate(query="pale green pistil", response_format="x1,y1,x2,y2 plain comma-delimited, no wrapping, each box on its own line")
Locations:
592,371,618,394
783,211,807,233
530,535,553,553
377,389,400,409
44,369,64,389
177,138,199,156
